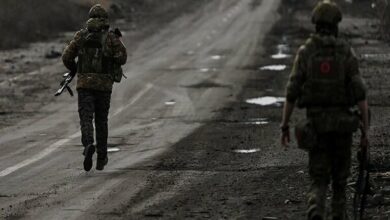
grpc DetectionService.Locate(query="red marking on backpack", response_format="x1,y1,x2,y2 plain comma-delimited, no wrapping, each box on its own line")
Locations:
320,61,331,74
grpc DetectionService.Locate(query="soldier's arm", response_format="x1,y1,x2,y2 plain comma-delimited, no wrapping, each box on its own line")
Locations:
281,101,295,146
347,48,367,101
281,46,306,127
62,31,83,72
281,46,306,146
285,46,306,104
347,48,369,133
281,102,295,128
109,33,127,65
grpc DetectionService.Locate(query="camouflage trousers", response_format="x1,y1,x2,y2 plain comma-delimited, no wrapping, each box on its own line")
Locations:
307,132,352,220
78,89,111,158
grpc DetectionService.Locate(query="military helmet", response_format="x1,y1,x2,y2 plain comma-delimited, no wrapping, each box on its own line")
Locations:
86,18,109,32
86,18,102,32
89,4,108,19
312,0,342,25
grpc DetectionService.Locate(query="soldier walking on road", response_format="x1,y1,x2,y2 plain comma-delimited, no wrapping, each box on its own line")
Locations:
280,1,369,220
62,4,127,171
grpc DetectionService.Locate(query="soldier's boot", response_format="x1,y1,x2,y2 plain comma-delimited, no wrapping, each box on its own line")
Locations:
311,216,323,220
332,182,348,220
96,144,108,171
307,185,327,220
96,156,108,171
331,210,348,220
307,205,324,220
83,144,95,171
332,212,349,220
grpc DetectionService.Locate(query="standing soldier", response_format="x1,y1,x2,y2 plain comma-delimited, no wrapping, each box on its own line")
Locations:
62,4,127,171
280,1,369,220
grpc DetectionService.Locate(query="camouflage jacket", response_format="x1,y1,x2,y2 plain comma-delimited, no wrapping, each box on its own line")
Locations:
62,26,127,92
286,34,367,106
286,34,367,133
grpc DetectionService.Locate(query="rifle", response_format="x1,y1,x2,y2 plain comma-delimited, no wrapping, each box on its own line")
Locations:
54,71,76,97
353,125,370,220
113,28,122,38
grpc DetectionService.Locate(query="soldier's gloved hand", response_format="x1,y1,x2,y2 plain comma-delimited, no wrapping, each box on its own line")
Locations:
281,125,290,148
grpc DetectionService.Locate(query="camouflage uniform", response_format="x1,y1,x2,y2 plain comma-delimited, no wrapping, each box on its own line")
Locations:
62,5,127,170
285,2,367,219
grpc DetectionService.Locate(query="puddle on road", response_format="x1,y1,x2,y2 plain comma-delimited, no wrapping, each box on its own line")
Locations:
233,148,261,154
271,44,291,59
246,96,285,107
211,55,223,60
108,147,120,153
361,53,390,61
199,68,218,73
182,80,231,89
362,54,386,58
165,100,176,106
186,50,195,56
271,53,291,59
200,68,210,73
243,118,269,125
259,65,287,71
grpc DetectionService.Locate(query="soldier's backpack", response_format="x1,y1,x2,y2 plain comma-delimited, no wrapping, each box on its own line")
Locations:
299,41,350,107
299,38,359,133
78,29,109,75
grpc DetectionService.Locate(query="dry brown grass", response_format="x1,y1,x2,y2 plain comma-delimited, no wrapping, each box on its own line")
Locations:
0,0,200,50
0,0,93,49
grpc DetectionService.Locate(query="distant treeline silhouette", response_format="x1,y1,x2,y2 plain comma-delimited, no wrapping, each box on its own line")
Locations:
0,0,90,49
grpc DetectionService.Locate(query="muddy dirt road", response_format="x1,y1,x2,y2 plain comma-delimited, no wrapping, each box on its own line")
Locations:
0,0,287,219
